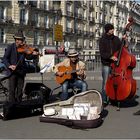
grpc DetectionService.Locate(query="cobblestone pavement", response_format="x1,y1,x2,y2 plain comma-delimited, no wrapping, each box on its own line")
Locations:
0,71,140,139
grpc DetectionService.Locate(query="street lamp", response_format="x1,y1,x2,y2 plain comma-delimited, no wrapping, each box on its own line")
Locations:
53,1,63,64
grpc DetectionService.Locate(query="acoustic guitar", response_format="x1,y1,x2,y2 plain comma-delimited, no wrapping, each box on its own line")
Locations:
55,66,81,84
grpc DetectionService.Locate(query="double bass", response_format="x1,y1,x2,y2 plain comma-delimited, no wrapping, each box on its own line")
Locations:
105,17,137,109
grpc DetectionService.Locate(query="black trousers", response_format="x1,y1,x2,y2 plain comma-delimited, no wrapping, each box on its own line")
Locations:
8,74,25,102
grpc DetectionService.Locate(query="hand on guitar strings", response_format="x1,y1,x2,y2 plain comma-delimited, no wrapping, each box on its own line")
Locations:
56,71,64,77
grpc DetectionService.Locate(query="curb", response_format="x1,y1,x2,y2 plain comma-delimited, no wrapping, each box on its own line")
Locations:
25,76,102,81
25,76,140,81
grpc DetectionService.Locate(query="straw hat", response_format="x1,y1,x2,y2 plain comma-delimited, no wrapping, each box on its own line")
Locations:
67,49,79,57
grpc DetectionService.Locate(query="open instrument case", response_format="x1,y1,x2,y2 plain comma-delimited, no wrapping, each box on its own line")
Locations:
40,89,104,129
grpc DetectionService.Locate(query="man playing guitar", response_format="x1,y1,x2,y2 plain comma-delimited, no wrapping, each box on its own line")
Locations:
53,49,88,101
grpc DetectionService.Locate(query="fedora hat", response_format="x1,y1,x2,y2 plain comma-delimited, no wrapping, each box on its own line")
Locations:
68,49,79,57
13,30,25,40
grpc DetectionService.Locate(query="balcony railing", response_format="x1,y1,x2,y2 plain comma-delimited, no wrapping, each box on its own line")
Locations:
0,17,13,24
89,32,94,37
29,1,37,7
75,29,83,35
84,31,89,36
39,22,46,28
39,3,46,9
66,27,73,33
28,20,37,26
20,20,27,25
56,54,101,72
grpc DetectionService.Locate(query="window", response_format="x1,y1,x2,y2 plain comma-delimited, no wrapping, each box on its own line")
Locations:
96,1,99,6
54,16,58,24
0,6,4,19
20,9,26,24
32,13,38,26
45,16,49,28
45,0,49,10
34,31,39,45
96,12,98,20
67,4,71,11
99,13,102,22
45,33,49,45
18,1,27,5
0,28,5,43
83,9,86,19
29,1,37,7
40,1,45,9
100,1,103,8
84,39,87,47
66,19,71,28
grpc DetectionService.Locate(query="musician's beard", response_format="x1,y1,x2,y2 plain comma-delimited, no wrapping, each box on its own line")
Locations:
71,59,78,64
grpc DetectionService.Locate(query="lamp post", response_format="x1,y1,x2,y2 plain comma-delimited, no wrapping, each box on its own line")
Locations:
53,9,63,64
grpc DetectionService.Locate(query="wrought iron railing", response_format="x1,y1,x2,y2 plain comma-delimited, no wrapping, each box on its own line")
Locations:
56,54,140,72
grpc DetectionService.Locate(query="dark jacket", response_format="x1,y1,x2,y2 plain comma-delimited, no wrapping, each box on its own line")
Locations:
99,34,122,66
2,43,27,76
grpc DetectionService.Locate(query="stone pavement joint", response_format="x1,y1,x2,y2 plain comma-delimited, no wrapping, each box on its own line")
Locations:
25,71,140,81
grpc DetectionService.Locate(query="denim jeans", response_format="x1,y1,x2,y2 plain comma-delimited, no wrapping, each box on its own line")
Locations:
101,65,111,103
60,79,88,101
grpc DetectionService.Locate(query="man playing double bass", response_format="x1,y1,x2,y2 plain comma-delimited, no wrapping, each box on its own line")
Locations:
99,23,122,106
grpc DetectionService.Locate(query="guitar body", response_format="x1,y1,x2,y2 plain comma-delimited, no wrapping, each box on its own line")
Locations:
56,66,73,84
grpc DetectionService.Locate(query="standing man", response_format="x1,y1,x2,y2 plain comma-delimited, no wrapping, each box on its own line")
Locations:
99,23,121,106
2,30,38,102
53,49,88,101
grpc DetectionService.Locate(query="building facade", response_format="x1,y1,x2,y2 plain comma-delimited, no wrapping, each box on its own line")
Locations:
0,0,139,57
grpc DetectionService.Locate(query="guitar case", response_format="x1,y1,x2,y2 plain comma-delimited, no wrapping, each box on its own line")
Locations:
40,89,104,129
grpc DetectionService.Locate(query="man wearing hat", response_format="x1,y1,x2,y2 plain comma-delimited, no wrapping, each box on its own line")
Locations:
99,23,121,106
2,30,36,102
53,49,88,101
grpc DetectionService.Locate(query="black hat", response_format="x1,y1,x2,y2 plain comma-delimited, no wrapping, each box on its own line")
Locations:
13,30,25,40
104,23,114,33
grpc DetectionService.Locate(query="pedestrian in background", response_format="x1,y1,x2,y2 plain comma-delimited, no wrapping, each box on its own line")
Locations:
99,23,121,106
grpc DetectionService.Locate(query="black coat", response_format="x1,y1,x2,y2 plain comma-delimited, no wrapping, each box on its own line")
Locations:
2,43,27,76
99,34,122,66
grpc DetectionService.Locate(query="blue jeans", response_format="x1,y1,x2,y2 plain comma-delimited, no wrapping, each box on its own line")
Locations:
60,79,88,101
101,65,111,103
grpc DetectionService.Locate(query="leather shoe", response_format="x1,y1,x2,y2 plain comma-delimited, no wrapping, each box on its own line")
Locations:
103,101,108,108
133,110,140,115
0,112,4,119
